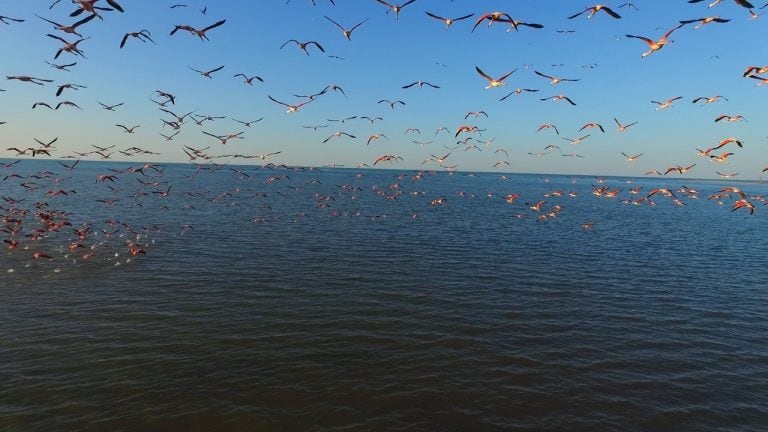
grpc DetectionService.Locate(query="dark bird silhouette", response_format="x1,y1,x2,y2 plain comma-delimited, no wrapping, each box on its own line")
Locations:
120,30,155,48
424,11,474,29
375,0,418,20
280,39,325,55
233,73,264,85
36,13,96,37
170,19,226,41
688,0,754,8
325,16,368,40
189,65,225,78
568,5,622,19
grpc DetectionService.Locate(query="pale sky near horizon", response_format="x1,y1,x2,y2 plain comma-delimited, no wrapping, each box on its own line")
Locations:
0,0,766,179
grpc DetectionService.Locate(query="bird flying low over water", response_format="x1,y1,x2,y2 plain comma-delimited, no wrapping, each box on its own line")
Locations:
664,164,696,175
731,199,755,215
33,137,58,148
202,131,244,145
373,154,403,165
711,137,744,151
622,152,644,162
710,152,735,162
716,171,739,178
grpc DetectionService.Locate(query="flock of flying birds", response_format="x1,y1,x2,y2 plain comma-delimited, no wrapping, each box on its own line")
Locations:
1,0,767,269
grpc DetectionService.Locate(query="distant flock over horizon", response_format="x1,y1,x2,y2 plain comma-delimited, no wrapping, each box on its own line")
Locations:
1,0,767,265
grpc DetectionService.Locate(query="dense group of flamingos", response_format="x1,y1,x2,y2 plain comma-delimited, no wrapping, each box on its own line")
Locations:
1,0,767,269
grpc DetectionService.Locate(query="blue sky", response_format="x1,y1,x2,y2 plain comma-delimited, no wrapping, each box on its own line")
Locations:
0,0,766,178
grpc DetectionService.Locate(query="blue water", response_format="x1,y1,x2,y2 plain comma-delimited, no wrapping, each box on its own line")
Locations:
2,160,768,431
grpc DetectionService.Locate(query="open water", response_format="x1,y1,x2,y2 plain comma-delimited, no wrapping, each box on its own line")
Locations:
2,161,767,431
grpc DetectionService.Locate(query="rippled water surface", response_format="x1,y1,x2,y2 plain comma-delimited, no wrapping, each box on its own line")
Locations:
2,161,768,431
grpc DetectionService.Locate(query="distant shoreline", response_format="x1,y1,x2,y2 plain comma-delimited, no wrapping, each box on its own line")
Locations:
1,157,765,184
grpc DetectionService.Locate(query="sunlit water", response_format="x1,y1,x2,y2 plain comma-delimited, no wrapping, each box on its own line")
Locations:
2,161,767,431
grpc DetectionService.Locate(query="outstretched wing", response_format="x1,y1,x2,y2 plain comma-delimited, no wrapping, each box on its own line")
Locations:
324,15,343,29
475,66,492,81
601,7,622,19
268,95,289,107
497,68,518,82
202,19,226,32
567,9,587,19
106,0,125,12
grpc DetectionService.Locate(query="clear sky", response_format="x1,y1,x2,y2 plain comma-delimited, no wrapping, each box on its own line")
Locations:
1,0,766,179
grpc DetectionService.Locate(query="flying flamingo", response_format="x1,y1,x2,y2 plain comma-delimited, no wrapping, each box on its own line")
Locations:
625,24,684,57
